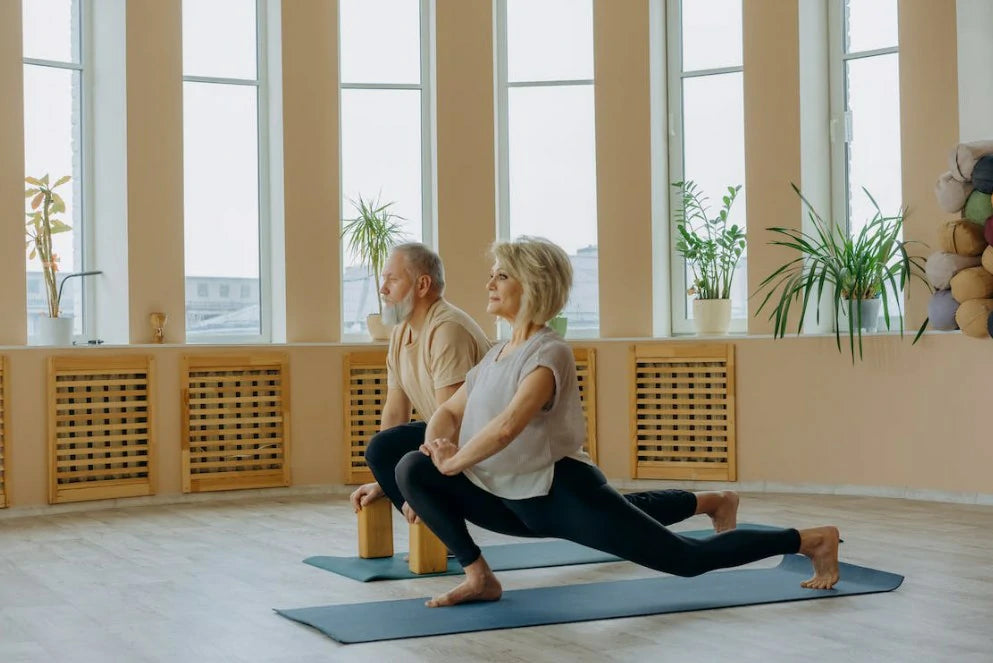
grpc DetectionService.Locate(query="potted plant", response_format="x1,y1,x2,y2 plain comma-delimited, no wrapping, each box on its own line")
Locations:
25,174,75,345
341,194,409,340
673,180,746,334
753,184,929,361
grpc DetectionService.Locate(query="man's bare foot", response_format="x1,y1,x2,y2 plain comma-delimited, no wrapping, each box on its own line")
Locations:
710,491,739,533
798,526,841,589
426,556,502,607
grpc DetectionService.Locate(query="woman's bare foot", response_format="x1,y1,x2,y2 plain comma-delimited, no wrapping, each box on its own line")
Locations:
696,490,739,532
798,526,841,589
426,556,503,607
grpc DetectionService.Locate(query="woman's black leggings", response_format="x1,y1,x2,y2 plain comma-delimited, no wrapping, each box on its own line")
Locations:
393,451,801,576
365,423,699,537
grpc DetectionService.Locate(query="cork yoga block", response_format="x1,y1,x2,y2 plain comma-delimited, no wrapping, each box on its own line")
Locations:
939,220,986,256
951,267,993,302
408,521,449,574
955,299,993,337
357,497,395,559
926,251,982,290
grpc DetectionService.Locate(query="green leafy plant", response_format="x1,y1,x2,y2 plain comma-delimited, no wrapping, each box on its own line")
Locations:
673,180,746,300
25,174,72,318
341,194,409,315
753,183,930,361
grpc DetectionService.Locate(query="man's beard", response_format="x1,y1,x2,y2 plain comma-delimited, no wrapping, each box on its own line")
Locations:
381,289,415,326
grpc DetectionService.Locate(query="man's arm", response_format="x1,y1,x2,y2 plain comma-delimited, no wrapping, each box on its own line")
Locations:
434,382,463,408
380,387,413,432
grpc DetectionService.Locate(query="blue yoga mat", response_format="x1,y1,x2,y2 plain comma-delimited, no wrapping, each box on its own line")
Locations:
304,523,780,581
278,555,903,644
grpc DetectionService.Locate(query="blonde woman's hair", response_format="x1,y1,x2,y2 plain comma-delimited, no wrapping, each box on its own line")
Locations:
491,236,572,330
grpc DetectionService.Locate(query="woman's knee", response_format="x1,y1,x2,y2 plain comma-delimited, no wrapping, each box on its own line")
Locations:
394,450,437,492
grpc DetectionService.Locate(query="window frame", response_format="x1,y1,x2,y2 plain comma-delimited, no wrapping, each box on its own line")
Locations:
665,0,747,335
827,0,902,329
827,0,900,238
494,0,599,340
181,0,272,344
23,0,92,344
338,0,434,342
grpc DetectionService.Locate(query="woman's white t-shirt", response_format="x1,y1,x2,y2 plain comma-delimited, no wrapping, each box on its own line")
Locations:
460,327,592,499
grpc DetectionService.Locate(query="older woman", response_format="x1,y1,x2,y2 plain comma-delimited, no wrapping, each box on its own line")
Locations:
395,237,840,607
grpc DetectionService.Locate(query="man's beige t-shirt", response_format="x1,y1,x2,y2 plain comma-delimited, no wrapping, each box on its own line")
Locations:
386,298,492,419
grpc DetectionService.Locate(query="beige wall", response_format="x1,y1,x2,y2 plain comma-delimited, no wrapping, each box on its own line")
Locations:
3,333,991,508
594,0,654,338
282,0,341,342
126,0,187,344
899,0,959,328
0,1,27,345
2,2,984,510
743,0,802,335
436,0,497,332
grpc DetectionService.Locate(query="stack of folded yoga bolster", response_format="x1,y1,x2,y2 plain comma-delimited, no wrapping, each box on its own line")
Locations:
930,140,993,337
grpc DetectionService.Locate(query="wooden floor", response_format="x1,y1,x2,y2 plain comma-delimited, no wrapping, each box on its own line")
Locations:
1,491,992,662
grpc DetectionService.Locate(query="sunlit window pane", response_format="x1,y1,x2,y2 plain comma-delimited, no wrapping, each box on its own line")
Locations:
845,0,898,54
340,88,423,334
22,0,79,63
183,82,261,337
845,54,901,237
682,72,747,319
24,64,84,337
339,0,421,85
182,0,257,79
508,85,599,333
681,0,742,71
506,0,593,83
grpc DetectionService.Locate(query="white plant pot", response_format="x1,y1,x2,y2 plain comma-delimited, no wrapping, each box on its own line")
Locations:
38,316,74,346
692,299,732,335
366,313,393,341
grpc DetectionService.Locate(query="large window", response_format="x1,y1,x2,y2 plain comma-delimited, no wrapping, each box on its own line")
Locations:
496,0,599,337
339,0,431,338
830,0,901,317
23,0,86,341
667,0,747,334
183,0,268,341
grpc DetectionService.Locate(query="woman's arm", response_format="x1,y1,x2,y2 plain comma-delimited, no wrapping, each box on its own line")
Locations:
424,382,468,445
424,366,555,476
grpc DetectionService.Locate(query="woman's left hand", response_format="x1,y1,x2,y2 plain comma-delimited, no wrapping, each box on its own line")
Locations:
419,437,460,475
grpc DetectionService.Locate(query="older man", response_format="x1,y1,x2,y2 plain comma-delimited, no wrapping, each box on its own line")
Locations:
349,243,491,522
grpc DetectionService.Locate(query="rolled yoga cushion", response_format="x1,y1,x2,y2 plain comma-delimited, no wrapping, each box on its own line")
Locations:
925,251,982,290
951,266,993,303
928,289,959,330
939,219,986,256
982,245,993,275
935,171,973,213
955,298,993,337
949,140,993,182
972,155,993,194
964,190,993,225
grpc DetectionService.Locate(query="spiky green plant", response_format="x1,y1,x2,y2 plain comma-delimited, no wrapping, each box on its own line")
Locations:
753,183,930,361
341,194,409,315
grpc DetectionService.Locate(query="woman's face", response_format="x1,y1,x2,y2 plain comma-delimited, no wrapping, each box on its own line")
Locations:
486,261,524,322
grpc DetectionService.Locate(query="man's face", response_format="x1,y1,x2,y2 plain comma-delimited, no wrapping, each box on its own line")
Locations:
380,252,416,325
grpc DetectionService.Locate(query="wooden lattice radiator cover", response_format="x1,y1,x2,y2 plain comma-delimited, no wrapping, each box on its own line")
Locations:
344,347,598,484
182,354,290,493
48,355,155,504
0,356,7,508
630,343,736,481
